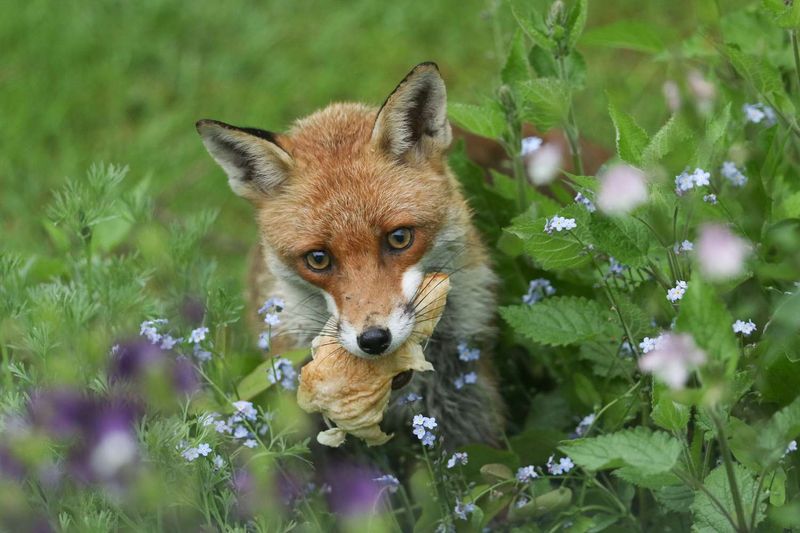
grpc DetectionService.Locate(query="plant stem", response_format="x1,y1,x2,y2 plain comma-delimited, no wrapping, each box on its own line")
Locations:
711,411,749,532
748,470,767,531
792,30,800,97
557,54,584,175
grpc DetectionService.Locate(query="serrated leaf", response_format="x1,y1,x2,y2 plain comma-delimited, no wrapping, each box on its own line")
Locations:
502,30,530,85
516,78,571,131
560,427,682,475
449,101,506,139
691,464,766,532
651,384,691,433
608,100,649,165
762,0,800,29
614,467,682,489
500,297,617,347
509,0,555,50
675,276,739,373
755,395,800,467
589,214,651,267
565,0,588,50
726,44,785,97
506,205,592,271
641,114,692,166
581,20,665,53
653,484,694,512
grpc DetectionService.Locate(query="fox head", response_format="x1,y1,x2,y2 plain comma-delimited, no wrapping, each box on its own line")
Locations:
197,63,469,358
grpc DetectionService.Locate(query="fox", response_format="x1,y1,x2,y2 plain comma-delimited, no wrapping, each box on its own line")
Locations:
196,62,504,447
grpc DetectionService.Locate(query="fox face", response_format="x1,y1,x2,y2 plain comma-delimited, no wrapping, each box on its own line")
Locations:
197,63,467,358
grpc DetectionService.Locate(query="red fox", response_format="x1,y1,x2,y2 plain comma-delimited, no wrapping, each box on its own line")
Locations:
197,62,504,446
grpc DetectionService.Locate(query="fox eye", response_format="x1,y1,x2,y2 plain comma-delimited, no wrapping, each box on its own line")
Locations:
387,227,414,250
305,250,331,271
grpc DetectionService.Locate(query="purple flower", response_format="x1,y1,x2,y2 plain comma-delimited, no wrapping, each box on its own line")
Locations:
323,463,385,516
697,224,751,280
598,164,648,214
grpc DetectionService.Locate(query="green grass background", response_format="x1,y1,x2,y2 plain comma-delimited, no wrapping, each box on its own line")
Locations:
1,0,713,283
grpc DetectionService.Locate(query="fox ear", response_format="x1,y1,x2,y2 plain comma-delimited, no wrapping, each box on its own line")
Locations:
371,62,452,163
196,119,293,201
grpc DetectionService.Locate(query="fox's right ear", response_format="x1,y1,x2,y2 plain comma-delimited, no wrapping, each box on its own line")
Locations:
196,119,293,201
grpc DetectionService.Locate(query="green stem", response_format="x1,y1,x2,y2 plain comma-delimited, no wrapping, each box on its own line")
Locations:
557,54,584,175
748,470,767,532
1,342,11,390
792,30,800,98
711,411,749,532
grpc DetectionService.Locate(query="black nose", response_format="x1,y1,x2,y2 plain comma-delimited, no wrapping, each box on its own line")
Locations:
357,328,392,355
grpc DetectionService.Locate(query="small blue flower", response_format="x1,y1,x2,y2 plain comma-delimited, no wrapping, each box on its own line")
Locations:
257,331,271,351
243,439,258,449
233,425,249,439
263,313,280,327
188,327,209,344
373,474,400,493
521,136,543,156
704,193,718,204
258,297,285,315
398,392,423,405
457,342,481,362
447,452,469,469
546,455,575,475
266,357,297,390
232,400,257,421
196,443,212,456
454,499,476,520
574,192,596,213
412,414,438,447
522,278,556,304
516,465,538,483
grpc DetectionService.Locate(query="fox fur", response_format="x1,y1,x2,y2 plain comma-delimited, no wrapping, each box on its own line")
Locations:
197,62,504,447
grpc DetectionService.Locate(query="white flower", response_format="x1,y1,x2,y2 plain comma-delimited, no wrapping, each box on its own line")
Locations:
544,216,577,234
703,193,718,204
89,430,137,479
526,143,562,185
212,454,225,470
574,192,596,213
721,161,747,187
547,456,575,475
257,331,271,351
696,224,751,280
786,440,798,456
521,136,543,156
692,168,710,187
639,335,664,354
196,443,212,456
446,452,469,469
188,327,209,344
638,333,707,389
732,319,757,336
263,313,280,327
243,439,258,448
574,414,596,437
675,171,695,192
182,447,200,461
598,164,648,214
516,465,538,483
667,280,688,302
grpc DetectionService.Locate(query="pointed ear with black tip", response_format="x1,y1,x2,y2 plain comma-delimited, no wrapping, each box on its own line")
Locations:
371,62,452,163
196,119,293,201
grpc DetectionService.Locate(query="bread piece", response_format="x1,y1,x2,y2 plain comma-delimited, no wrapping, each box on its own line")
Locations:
296,273,450,446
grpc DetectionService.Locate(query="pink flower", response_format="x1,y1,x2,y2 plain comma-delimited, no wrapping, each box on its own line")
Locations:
696,224,751,280
597,164,648,214
526,143,562,185
638,333,706,389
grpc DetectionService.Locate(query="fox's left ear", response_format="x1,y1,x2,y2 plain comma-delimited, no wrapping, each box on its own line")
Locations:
371,62,452,163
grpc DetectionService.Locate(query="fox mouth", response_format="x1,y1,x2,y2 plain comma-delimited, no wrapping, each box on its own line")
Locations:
391,370,413,390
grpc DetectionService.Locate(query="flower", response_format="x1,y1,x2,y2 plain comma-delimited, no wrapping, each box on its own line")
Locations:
608,257,626,276
732,319,757,336
522,278,556,304
188,327,208,344
182,447,200,461
214,419,231,434
515,496,531,509
233,425,249,439
196,443,212,456
696,224,751,280
192,344,212,363
457,342,481,362
574,192,596,213
516,465,538,483
574,414,595,437
263,313,280,327
675,167,711,194
140,319,167,344
667,280,688,302
89,430,138,480
687,69,716,113
786,441,798,456
547,455,574,475
544,215,577,234
232,400,257,421
243,439,258,448
521,136,543,156
266,357,297,390
453,372,477,390
743,103,776,126
397,392,423,405
638,333,707,389
257,331,271,351
412,414,437,447
692,168,710,187
373,474,400,493
454,499,477,520
639,335,664,354
447,452,469,469
597,164,648,214
258,297,285,315
674,240,693,254
721,161,747,187
160,334,179,350
212,454,225,470
703,193,718,204
526,143,562,185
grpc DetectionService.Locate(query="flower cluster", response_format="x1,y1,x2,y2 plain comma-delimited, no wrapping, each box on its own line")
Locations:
453,371,477,390
742,103,776,126
258,297,285,349
456,342,481,362
574,192,596,212
194,401,272,455
516,465,539,483
673,240,693,254
667,280,688,302
520,136,543,156
453,499,477,521
675,168,710,193
266,357,298,390
546,455,575,475
703,193,717,204
179,441,212,462
139,319,211,363
446,451,469,469
720,161,747,187
732,319,757,336
544,215,577,234
412,414,438,447
522,278,556,304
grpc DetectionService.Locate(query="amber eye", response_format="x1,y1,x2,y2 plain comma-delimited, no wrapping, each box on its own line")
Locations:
387,227,414,250
305,250,331,271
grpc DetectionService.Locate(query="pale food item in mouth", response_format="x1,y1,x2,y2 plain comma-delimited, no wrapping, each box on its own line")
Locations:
296,273,450,447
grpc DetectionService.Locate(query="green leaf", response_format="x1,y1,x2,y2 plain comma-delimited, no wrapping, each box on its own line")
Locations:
589,214,651,267
581,20,665,54
565,0,588,50
500,296,617,347
608,100,649,165
516,78,571,131
691,464,766,532
509,0,555,50
762,0,800,29
755,395,800,467
675,276,739,373
613,467,681,489
448,101,506,139
506,205,591,271
560,427,682,475
237,348,309,400
502,30,530,85
654,485,694,512
725,44,785,97
641,114,692,166
651,384,691,433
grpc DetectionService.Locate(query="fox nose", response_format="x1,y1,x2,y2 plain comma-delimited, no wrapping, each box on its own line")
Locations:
357,327,392,355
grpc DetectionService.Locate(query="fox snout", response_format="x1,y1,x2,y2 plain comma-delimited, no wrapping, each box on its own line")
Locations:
356,327,392,355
